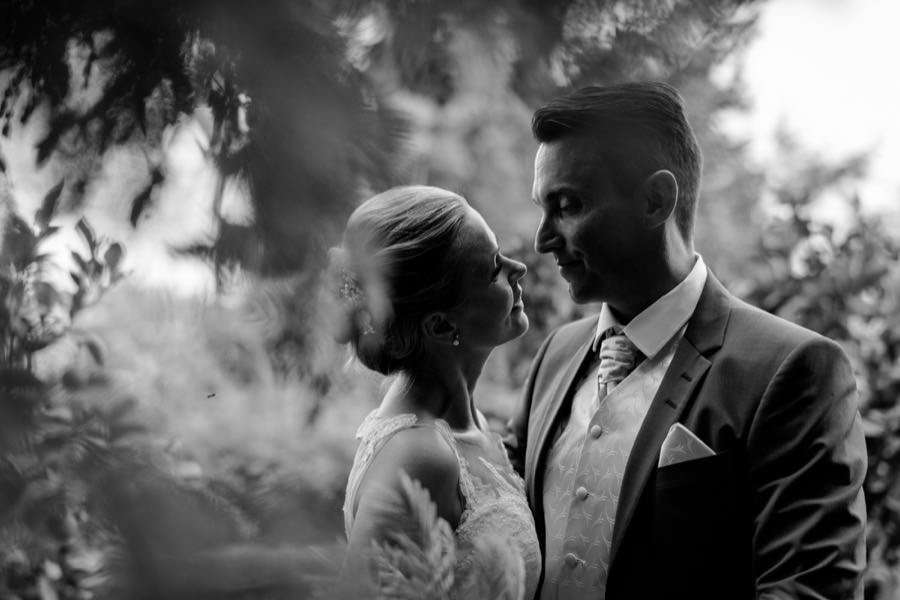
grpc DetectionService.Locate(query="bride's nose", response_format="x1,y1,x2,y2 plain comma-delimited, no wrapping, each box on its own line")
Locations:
508,258,527,283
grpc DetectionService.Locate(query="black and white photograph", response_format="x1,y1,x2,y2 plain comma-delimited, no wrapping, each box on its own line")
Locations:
0,0,896,598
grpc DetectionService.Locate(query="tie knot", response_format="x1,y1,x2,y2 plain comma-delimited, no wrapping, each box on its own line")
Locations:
597,333,641,385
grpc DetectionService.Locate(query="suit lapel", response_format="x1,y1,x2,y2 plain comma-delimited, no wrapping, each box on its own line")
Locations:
526,328,596,509
608,338,709,564
609,274,733,567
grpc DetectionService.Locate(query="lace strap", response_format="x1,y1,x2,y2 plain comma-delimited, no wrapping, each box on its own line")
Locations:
343,411,418,537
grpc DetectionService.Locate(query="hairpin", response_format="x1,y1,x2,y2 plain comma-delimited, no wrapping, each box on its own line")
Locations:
338,268,375,335
339,269,365,306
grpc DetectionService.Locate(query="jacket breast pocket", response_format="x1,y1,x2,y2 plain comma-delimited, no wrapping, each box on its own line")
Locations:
651,449,748,596
655,449,734,491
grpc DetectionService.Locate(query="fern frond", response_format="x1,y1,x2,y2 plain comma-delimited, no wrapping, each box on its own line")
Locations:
369,471,456,600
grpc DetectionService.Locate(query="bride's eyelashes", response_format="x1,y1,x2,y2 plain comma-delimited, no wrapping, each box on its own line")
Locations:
490,253,502,282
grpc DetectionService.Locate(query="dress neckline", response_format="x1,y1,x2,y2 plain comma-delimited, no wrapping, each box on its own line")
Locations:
363,408,488,438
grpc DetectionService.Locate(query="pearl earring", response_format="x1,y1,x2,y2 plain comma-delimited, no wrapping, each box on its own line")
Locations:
452,333,460,346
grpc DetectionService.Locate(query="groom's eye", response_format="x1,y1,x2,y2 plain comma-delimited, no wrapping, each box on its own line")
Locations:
558,195,580,213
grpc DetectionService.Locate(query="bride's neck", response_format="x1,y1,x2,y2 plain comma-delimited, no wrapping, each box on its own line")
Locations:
388,353,488,431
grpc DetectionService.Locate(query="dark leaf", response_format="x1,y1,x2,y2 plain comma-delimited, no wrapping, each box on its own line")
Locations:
75,217,96,250
38,224,60,238
70,250,89,273
81,336,105,366
129,181,156,228
170,242,216,260
34,179,64,229
19,96,37,124
104,242,125,273
35,112,77,165
0,212,37,269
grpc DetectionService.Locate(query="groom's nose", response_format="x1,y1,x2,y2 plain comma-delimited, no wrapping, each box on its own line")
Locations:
535,214,561,254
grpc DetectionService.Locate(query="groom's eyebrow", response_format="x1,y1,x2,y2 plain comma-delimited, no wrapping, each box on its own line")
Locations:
548,186,579,199
533,187,572,207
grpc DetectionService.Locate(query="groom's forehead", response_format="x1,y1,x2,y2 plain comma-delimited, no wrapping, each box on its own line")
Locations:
534,138,610,184
536,134,612,163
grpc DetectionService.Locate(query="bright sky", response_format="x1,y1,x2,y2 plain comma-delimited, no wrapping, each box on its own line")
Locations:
722,0,900,215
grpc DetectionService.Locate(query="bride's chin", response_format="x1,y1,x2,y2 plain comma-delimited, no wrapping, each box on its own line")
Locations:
510,313,530,338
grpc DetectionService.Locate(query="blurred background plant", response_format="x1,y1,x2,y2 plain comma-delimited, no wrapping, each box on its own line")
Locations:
1,0,899,598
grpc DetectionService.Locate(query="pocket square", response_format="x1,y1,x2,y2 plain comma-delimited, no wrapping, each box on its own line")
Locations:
658,423,715,468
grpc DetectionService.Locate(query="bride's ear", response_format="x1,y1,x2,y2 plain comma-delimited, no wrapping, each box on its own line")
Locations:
422,312,458,345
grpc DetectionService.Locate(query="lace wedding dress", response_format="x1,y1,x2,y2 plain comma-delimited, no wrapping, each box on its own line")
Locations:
344,410,541,600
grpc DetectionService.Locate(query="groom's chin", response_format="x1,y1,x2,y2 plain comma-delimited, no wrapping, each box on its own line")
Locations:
566,283,591,305
567,284,604,307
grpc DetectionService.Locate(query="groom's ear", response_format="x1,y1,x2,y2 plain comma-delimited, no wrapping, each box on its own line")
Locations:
641,169,678,229
421,312,457,345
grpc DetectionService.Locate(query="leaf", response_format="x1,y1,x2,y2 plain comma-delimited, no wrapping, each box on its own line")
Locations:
35,112,77,165
70,250,89,273
863,417,887,438
104,242,125,274
129,181,155,227
75,217,96,251
84,338,105,366
1,211,38,270
369,472,456,599
37,573,59,600
34,179,64,230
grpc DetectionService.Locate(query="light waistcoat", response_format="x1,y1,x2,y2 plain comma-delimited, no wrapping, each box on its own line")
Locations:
540,256,708,600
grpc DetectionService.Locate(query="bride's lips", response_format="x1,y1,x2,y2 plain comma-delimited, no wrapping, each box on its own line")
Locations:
511,287,524,312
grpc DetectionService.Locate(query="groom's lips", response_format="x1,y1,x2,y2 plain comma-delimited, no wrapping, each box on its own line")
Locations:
556,258,581,276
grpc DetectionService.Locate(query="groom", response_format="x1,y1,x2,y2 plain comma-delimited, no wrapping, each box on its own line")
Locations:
506,82,867,600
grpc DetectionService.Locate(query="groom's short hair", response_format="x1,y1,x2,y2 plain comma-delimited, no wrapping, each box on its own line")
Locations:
532,81,702,240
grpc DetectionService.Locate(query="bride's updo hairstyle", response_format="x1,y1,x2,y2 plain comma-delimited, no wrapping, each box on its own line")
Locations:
328,185,470,375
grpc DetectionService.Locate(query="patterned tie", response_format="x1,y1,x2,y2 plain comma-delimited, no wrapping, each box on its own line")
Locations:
595,330,642,411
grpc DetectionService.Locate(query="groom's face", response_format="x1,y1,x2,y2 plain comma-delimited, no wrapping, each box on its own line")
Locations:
532,133,651,306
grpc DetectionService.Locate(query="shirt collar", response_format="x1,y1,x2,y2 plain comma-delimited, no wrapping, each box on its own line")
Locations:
592,255,708,358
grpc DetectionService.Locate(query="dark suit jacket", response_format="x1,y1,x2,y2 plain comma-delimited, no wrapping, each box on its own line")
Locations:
507,274,867,600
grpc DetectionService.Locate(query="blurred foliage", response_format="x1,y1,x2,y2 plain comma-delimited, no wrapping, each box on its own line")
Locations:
9,0,900,598
0,193,125,370
0,0,763,381
722,139,900,600
0,0,405,277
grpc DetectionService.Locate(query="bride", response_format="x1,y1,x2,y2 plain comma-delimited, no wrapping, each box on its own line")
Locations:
331,185,540,599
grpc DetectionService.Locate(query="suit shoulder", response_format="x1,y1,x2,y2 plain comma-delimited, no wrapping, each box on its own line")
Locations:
547,314,598,348
729,296,818,342
724,295,845,360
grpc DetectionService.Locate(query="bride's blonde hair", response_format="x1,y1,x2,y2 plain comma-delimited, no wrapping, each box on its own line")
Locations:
327,185,470,375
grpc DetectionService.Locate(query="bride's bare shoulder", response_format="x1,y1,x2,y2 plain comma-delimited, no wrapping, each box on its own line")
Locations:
366,425,458,492
356,424,462,526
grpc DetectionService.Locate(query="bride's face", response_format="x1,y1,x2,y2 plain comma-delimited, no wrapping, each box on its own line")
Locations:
450,207,529,349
